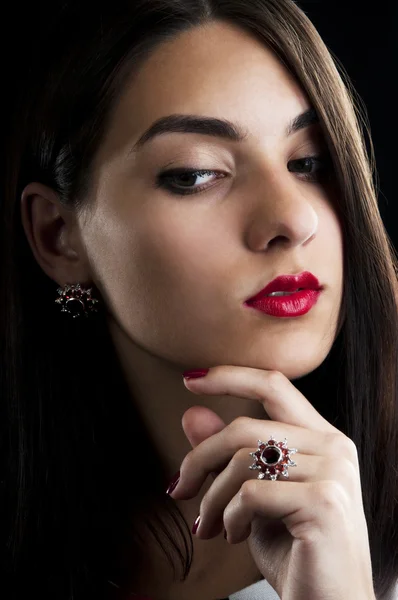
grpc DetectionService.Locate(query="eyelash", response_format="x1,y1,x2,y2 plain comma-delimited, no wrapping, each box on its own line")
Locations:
155,154,333,196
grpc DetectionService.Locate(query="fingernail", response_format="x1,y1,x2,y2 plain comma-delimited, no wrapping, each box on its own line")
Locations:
165,470,180,495
183,369,209,379
192,514,201,534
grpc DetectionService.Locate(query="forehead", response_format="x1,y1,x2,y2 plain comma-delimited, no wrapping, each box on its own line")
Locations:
103,20,310,157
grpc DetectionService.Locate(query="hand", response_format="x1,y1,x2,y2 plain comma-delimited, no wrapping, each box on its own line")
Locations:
168,366,376,600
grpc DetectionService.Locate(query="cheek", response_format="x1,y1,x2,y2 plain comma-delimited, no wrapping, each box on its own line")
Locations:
123,203,231,298
83,204,221,343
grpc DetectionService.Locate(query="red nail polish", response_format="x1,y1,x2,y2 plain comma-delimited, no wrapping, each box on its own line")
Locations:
183,369,209,379
165,471,180,495
192,514,201,534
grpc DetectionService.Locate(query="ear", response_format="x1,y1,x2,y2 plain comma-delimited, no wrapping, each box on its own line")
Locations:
20,182,92,287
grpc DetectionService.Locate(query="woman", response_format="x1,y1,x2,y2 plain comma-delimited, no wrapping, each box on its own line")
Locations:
1,0,398,599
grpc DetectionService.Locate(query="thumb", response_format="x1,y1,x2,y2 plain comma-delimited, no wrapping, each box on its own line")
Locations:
181,405,228,482
181,405,227,448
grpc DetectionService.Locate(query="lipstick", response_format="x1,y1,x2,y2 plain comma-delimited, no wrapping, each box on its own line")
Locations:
244,271,322,318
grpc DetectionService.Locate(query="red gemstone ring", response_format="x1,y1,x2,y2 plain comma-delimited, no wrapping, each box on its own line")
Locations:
249,436,298,481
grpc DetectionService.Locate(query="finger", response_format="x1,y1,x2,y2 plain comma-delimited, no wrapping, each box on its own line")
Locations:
169,421,347,500
222,479,348,544
182,405,228,482
182,405,227,448
183,366,336,433
194,451,357,539
196,451,319,539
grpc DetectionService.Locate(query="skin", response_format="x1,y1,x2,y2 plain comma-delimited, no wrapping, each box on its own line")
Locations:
21,20,344,600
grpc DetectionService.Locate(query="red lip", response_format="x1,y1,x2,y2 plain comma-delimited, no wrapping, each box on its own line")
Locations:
245,271,322,303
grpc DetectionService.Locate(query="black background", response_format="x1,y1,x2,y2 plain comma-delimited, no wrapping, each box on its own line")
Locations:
300,1,397,245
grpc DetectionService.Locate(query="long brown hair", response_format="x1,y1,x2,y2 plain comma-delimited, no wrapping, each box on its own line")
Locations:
1,1,398,598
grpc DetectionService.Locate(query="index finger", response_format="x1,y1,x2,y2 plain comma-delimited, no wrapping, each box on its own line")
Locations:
183,366,337,434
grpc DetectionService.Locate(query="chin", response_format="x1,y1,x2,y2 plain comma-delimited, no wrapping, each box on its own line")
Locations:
248,347,331,383
277,364,317,382
277,333,333,377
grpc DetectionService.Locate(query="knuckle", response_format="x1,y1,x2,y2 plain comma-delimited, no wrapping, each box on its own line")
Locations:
326,433,358,463
341,455,358,479
199,490,213,515
344,436,359,462
238,478,258,503
323,455,357,483
180,449,194,476
312,480,349,512
320,457,357,499
223,503,234,528
223,479,258,530
235,447,252,464
230,415,251,433
267,370,284,391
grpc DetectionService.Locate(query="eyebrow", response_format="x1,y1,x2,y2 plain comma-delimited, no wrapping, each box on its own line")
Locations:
129,107,319,153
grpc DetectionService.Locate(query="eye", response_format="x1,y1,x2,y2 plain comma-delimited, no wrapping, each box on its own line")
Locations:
288,154,333,183
155,153,333,197
155,169,225,196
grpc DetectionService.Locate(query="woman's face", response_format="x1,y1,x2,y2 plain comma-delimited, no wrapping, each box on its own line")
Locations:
82,20,343,381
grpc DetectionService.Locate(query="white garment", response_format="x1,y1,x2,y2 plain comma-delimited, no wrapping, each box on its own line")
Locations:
229,578,280,600
229,576,398,600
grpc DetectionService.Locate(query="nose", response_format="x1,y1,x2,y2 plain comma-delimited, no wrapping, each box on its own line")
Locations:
244,168,319,251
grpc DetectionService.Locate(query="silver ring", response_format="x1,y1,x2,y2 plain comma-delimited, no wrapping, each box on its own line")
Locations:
249,435,298,481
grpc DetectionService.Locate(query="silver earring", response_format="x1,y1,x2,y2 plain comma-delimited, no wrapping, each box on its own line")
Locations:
54,283,99,318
